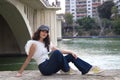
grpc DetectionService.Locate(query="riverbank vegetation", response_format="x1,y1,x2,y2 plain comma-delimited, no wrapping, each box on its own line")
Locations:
63,1,120,37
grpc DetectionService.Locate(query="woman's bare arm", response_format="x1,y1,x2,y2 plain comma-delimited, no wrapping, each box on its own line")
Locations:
16,44,36,77
51,46,78,59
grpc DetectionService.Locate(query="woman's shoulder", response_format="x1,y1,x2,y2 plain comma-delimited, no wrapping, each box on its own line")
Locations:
25,40,38,49
26,40,38,45
27,40,38,43
25,40,38,54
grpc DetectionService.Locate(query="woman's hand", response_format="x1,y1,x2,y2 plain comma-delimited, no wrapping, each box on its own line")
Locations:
16,72,22,77
16,44,36,77
60,49,78,59
71,53,78,59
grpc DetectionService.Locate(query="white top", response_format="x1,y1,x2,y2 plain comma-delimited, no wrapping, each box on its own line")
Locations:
25,40,54,65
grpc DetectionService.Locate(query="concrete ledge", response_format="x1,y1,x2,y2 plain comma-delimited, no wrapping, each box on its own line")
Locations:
0,69,120,80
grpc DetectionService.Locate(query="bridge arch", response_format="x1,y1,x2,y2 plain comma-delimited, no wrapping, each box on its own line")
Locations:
0,0,32,55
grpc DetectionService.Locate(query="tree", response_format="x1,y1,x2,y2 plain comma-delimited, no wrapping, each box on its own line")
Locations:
97,1,114,19
99,18,112,36
64,13,73,26
77,17,96,31
76,17,100,36
111,6,119,20
113,18,120,35
63,13,74,36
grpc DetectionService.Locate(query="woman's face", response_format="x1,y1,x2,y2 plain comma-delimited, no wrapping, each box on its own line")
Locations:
39,30,48,39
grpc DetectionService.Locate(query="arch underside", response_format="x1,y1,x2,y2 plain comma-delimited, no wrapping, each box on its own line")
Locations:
0,1,31,55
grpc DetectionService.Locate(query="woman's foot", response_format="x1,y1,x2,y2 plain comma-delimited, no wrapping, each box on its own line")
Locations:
87,66,103,74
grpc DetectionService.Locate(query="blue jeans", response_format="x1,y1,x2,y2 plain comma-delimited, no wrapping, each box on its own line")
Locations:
38,50,92,75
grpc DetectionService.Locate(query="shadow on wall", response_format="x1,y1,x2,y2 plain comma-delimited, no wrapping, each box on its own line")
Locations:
0,15,20,55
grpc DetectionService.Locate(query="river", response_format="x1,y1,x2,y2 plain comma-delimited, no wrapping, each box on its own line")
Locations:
0,38,120,71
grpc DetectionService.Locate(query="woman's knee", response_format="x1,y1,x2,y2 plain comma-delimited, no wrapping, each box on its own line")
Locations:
52,50,62,56
67,54,74,58
65,54,75,62
53,50,61,53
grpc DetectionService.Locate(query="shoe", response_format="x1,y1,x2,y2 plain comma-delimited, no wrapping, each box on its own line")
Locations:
87,66,103,75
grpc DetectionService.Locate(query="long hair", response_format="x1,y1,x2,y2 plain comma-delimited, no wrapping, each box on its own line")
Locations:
32,29,50,52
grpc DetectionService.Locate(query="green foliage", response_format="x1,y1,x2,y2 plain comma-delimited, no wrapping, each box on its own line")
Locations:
64,13,74,26
76,17,97,31
97,1,114,19
90,30,99,36
101,18,112,28
111,6,118,14
113,18,120,35
111,6,119,20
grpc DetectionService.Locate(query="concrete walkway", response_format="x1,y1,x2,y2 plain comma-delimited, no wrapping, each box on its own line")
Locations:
0,69,120,80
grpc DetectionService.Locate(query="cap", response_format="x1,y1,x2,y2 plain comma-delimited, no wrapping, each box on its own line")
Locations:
38,25,49,31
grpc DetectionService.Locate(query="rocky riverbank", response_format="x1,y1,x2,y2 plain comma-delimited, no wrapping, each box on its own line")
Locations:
0,69,120,80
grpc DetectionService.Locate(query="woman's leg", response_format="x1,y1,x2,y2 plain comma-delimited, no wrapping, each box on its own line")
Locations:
65,54,92,75
38,50,70,75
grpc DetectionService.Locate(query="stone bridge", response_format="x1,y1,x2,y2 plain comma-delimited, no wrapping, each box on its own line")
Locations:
0,0,61,55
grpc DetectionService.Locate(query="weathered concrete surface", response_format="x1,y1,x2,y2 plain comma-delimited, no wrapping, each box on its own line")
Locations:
0,69,120,80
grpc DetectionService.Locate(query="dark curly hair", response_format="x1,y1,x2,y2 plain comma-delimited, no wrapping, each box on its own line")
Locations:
32,27,50,52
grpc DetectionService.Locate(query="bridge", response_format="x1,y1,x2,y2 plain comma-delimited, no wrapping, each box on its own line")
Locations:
0,0,61,55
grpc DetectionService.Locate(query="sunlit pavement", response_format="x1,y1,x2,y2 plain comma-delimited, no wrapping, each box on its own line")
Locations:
0,69,120,80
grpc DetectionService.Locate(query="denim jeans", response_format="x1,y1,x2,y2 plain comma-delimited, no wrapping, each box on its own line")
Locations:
38,50,92,75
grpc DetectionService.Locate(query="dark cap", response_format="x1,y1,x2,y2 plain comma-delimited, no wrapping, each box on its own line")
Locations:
38,25,49,31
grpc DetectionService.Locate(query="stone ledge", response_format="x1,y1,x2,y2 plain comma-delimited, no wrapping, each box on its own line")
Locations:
0,69,120,80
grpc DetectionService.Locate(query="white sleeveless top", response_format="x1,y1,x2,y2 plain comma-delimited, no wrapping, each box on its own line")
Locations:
25,40,53,65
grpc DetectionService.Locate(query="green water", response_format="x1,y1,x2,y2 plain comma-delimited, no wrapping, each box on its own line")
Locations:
0,57,38,71
0,38,120,71
58,38,120,70
58,38,120,55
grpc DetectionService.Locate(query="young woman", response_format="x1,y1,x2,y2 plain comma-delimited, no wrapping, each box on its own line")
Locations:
16,25,101,77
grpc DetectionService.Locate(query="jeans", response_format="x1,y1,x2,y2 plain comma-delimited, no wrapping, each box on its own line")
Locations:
38,50,92,75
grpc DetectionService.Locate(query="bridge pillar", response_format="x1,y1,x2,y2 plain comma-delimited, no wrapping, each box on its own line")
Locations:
36,10,58,46
57,18,62,40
